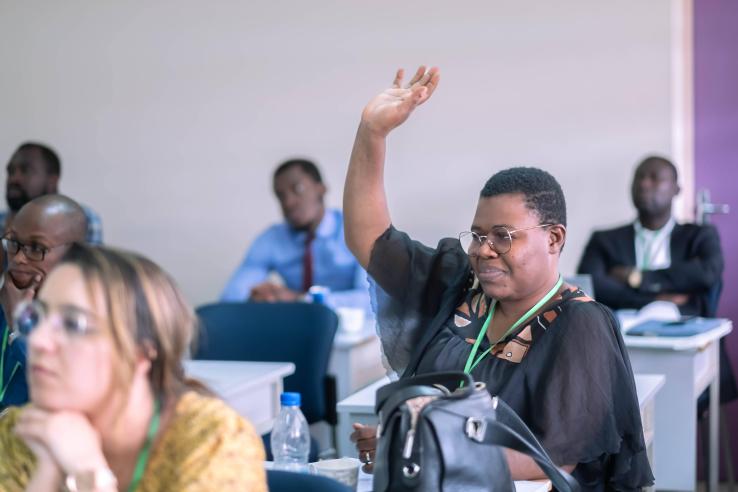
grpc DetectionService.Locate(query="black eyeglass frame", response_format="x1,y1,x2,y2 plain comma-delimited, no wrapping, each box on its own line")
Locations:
1,236,69,262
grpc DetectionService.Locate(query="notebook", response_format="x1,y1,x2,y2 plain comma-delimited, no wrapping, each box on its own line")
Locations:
626,317,723,337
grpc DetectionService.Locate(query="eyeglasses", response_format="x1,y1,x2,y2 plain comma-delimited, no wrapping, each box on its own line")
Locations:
458,224,553,256
12,299,99,338
1,237,68,262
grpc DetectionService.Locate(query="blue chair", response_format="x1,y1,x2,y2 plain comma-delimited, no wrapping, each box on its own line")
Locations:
563,273,595,298
193,302,339,434
267,469,351,492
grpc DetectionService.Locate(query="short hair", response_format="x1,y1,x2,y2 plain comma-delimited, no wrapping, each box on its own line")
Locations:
636,155,678,181
479,167,567,226
17,142,61,176
24,194,87,242
273,158,323,184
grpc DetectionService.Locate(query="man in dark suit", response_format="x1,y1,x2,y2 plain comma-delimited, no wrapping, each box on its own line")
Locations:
579,155,736,407
578,156,723,317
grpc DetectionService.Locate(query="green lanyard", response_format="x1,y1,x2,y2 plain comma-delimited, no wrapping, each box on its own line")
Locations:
127,398,161,492
463,275,563,374
0,327,22,403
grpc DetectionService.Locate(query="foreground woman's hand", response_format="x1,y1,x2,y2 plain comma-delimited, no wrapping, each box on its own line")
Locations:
350,423,378,473
360,66,440,138
15,406,109,477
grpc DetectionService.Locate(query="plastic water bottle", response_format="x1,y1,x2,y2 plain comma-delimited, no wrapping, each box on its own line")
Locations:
308,285,330,305
271,392,310,472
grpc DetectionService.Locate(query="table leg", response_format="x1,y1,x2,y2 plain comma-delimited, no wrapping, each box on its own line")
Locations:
709,365,720,492
627,349,698,490
337,412,354,457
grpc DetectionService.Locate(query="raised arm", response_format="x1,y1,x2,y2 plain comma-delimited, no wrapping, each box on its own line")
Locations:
343,66,440,268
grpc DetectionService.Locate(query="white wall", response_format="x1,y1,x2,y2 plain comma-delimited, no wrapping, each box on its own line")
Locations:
0,1,680,305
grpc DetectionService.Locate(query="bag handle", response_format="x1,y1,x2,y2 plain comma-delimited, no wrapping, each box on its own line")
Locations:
478,398,580,492
375,372,473,414
482,420,579,492
375,385,446,431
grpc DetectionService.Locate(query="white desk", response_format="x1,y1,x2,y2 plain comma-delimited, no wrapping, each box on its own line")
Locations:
338,374,664,490
356,469,550,492
184,360,295,435
330,321,385,401
623,319,731,492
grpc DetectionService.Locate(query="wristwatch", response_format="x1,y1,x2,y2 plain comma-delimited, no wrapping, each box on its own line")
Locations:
627,269,643,289
65,468,118,492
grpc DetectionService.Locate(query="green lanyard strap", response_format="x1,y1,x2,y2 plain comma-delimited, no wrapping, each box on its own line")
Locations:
463,275,564,374
127,398,161,492
0,327,22,403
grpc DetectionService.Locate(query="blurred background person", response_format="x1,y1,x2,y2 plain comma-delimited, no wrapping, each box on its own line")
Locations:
222,158,369,310
578,155,723,316
2,142,103,244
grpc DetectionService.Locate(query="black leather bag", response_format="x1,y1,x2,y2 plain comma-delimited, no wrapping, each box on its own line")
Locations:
372,372,580,492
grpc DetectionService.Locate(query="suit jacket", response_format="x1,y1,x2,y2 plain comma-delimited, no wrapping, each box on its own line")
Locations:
577,222,724,316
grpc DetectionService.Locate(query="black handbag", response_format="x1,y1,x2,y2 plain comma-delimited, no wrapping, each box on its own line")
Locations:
372,372,580,492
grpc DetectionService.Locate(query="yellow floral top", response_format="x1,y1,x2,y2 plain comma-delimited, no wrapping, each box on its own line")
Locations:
0,391,267,491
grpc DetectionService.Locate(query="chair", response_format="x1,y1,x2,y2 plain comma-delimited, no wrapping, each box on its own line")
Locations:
193,302,339,445
267,469,351,492
563,273,595,298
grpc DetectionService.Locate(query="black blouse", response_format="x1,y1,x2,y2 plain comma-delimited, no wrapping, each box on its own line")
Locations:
367,226,654,491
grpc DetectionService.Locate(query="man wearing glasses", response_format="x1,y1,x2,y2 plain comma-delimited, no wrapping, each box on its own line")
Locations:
0,194,87,411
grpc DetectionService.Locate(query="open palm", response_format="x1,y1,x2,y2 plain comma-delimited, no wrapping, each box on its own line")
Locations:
361,66,440,137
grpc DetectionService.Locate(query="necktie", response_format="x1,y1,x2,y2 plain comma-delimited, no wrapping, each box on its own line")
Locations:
302,231,315,292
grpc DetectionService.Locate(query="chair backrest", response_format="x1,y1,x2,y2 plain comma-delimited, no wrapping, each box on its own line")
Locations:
193,302,338,424
563,273,595,299
702,277,723,317
267,469,352,492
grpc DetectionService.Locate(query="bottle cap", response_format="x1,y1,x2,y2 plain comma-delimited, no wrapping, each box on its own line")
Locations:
280,392,301,406
308,286,330,305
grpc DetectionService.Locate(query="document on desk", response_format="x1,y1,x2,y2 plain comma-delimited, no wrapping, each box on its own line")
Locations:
616,300,681,331
626,317,723,337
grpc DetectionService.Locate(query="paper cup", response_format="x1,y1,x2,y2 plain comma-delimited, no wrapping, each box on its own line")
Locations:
336,307,365,333
310,457,360,490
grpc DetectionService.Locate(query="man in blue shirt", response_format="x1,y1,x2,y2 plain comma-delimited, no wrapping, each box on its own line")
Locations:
221,159,369,309
1,142,103,244
0,194,88,410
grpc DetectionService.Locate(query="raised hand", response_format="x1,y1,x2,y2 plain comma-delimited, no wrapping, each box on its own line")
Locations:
344,65,440,268
360,66,440,138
